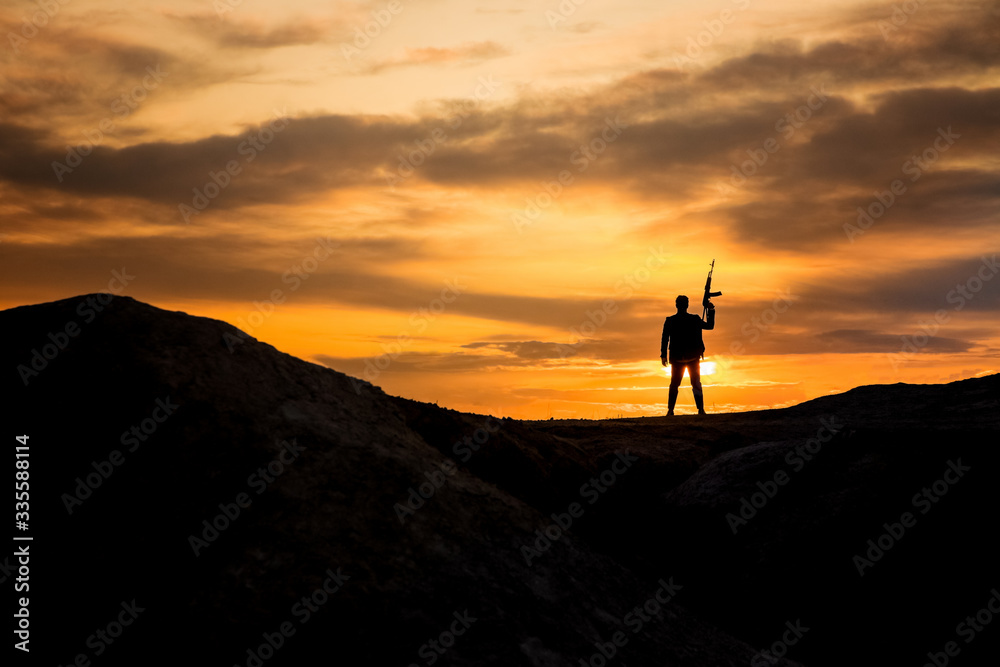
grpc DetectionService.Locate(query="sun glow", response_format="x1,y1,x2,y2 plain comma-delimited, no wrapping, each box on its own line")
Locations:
2,0,996,421
663,361,717,377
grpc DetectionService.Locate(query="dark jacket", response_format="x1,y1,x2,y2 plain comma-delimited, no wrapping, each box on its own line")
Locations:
660,309,715,363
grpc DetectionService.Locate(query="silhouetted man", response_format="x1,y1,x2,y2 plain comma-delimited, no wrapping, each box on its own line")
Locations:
660,295,715,415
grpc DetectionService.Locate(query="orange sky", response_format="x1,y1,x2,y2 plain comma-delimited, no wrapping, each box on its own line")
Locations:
2,0,998,418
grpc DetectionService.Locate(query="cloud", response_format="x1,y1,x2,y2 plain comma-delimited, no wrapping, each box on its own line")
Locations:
363,41,511,74
813,329,972,354
474,8,524,14
699,7,1000,90
462,340,579,359
0,33,175,124
169,13,332,49
792,255,1000,315
0,232,659,332
0,20,255,137
0,114,394,207
314,350,553,375
708,327,978,358
3,7,997,251
569,22,604,34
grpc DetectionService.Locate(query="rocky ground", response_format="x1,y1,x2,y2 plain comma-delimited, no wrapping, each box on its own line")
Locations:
5,294,998,666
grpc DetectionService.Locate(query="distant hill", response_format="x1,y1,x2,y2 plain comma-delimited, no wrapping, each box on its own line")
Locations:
4,294,998,666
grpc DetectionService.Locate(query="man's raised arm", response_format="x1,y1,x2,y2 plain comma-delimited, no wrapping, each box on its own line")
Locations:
702,306,715,330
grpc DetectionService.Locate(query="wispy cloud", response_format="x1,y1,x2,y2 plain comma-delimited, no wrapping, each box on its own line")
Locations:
363,41,511,74
3,0,998,417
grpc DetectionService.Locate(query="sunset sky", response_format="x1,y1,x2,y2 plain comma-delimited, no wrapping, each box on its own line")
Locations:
2,0,998,418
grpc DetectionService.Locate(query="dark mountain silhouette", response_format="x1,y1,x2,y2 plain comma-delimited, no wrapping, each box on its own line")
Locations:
4,294,999,666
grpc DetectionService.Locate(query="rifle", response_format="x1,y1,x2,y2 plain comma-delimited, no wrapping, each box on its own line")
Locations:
702,259,721,318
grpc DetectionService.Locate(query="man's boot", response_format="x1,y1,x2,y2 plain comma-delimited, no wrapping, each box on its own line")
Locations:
693,387,707,415
667,387,678,416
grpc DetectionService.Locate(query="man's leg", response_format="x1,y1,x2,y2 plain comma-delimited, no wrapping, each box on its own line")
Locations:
690,361,706,414
668,363,683,414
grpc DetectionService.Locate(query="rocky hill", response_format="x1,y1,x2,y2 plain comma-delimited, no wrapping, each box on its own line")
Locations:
4,294,998,666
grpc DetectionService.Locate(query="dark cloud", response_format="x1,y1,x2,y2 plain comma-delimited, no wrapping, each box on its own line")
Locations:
792,255,1000,315
813,329,972,353
0,21,256,135
704,327,977,358
699,8,1000,90
172,14,331,49
461,334,676,364
0,115,403,207
0,233,655,331
716,166,1000,250
793,87,1000,186
2,12,997,248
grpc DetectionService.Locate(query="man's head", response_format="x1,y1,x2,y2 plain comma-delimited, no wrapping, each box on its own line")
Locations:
675,295,689,311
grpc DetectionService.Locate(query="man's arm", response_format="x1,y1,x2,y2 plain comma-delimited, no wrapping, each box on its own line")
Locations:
660,317,670,365
702,306,716,330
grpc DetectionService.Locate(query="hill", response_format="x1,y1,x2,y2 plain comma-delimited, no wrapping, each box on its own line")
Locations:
4,294,999,666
